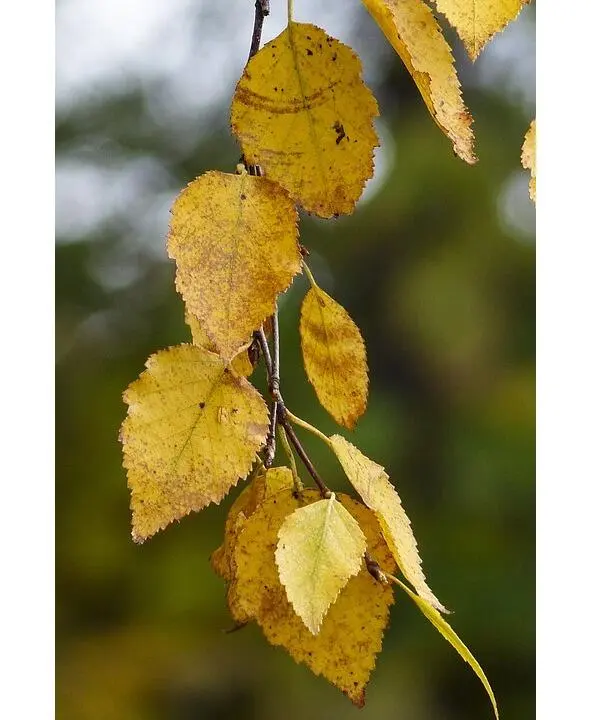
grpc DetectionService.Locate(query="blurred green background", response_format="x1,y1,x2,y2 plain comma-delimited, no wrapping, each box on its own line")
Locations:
56,1,535,718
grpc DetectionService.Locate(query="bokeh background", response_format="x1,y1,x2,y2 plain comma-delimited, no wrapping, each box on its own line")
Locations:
56,1,535,718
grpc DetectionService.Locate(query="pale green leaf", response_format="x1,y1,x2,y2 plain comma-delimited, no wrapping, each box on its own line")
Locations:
392,576,499,720
276,494,367,634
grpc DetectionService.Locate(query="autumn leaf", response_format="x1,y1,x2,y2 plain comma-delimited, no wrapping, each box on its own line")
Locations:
229,489,396,706
168,171,301,361
276,493,367,634
210,473,259,584
392,576,499,719
185,311,253,377
361,0,475,164
300,282,368,428
231,22,379,218
330,435,447,613
211,466,293,582
431,0,529,61
521,119,536,203
120,345,268,542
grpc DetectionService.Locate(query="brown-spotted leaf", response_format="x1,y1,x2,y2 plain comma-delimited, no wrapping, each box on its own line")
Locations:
330,435,448,613
229,489,396,706
168,171,301,361
362,0,476,163
120,344,269,542
300,285,368,428
231,22,379,218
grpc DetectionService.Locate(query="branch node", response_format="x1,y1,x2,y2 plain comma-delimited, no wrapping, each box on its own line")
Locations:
365,553,391,585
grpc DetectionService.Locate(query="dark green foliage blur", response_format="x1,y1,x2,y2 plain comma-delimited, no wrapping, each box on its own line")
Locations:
56,4,534,718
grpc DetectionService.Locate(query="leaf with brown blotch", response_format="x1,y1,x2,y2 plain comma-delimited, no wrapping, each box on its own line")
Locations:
521,119,536,203
231,22,379,218
330,435,448,613
229,489,396,706
431,0,529,61
300,284,368,429
120,344,269,542
168,171,301,362
276,494,367,634
361,0,476,164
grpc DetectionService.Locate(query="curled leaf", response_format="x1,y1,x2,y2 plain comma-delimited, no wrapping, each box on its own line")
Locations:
392,576,499,720
362,0,476,163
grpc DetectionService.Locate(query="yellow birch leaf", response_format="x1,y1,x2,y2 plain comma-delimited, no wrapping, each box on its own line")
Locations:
231,22,379,218
229,489,396,706
300,285,368,429
276,494,367,634
120,344,269,542
211,466,293,582
210,485,255,584
168,171,301,361
361,0,476,164
521,119,536,203
393,576,499,719
330,435,448,613
185,312,254,377
432,0,528,61
251,466,295,505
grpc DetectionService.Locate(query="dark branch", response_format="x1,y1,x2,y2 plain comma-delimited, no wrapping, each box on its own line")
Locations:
253,297,334,498
279,408,331,498
248,1,270,62
254,328,274,387
270,311,280,399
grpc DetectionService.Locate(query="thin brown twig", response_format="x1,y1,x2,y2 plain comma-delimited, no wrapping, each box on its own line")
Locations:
255,326,331,498
255,324,278,466
263,401,277,468
255,301,394,585
271,310,280,399
248,0,270,62
262,306,280,466
279,411,332,498
254,327,274,382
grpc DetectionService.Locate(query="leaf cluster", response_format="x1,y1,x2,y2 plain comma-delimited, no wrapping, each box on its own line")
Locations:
119,0,535,713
